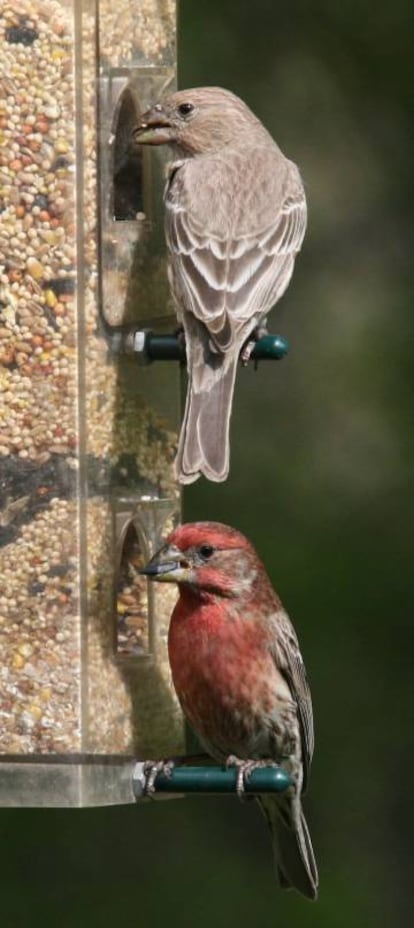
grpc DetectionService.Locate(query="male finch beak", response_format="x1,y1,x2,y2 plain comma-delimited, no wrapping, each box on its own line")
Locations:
140,544,192,583
132,106,173,146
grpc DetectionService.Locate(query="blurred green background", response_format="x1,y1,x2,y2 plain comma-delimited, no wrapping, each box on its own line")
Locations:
2,1,413,925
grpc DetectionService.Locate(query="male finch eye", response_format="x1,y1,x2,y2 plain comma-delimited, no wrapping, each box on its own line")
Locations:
199,544,214,559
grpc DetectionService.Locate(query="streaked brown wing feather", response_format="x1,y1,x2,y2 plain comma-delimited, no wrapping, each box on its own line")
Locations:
165,152,306,353
269,612,314,792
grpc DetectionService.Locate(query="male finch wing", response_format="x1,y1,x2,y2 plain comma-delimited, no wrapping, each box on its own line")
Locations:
269,611,314,790
260,611,317,899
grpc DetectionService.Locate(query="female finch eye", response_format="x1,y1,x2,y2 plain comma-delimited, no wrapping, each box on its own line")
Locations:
178,102,194,117
199,544,214,559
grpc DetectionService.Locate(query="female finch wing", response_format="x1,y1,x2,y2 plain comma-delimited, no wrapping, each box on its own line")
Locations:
269,612,315,791
165,149,307,353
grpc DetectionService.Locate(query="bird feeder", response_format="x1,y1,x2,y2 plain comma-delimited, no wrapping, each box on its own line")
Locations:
0,0,293,810
0,0,185,806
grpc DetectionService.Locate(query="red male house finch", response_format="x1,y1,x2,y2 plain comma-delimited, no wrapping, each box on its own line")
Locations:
134,87,307,484
142,521,318,899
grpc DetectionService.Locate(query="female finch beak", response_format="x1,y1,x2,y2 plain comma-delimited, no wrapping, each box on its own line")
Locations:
132,106,173,146
140,544,192,583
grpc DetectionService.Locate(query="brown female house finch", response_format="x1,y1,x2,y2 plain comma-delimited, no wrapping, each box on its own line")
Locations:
141,521,318,899
134,87,307,484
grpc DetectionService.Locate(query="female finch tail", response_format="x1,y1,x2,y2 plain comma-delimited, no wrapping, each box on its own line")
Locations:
174,353,239,484
260,796,318,900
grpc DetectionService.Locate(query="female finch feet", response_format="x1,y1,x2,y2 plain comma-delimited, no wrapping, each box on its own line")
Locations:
240,323,269,366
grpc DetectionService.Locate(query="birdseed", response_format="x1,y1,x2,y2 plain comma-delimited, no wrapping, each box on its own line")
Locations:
0,0,184,762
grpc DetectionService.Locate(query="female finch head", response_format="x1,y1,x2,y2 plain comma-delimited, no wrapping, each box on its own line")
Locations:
133,86,265,156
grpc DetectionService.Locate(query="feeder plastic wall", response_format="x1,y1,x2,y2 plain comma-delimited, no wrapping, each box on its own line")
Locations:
0,0,184,806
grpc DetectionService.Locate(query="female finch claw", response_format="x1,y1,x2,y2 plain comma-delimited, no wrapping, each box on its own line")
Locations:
240,323,269,366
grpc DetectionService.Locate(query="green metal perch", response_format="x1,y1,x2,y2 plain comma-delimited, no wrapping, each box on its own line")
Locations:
132,763,291,799
116,330,290,364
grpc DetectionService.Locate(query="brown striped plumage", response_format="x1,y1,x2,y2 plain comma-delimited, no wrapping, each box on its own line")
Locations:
134,88,307,484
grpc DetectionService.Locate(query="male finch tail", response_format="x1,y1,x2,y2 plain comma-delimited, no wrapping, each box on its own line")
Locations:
261,795,318,900
134,86,307,483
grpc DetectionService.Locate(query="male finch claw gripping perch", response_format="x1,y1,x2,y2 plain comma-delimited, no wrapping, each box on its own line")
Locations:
141,521,318,900
134,87,307,484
